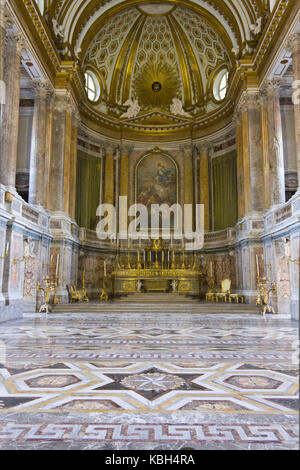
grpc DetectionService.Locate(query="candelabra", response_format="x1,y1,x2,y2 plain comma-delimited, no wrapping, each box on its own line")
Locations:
38,278,55,313
52,274,59,305
100,276,109,302
13,255,26,264
207,275,215,293
256,277,277,315
0,249,8,260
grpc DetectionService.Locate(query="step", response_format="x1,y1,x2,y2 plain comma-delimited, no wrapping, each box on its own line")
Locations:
52,302,262,314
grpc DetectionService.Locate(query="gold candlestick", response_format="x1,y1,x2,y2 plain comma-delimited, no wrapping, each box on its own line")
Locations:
52,275,59,305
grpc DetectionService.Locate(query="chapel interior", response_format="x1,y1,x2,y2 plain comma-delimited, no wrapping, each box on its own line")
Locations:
0,0,299,451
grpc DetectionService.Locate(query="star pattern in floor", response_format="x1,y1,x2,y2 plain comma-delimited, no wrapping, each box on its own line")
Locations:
0,309,298,449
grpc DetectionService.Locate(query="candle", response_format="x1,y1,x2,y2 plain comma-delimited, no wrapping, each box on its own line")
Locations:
6,242,9,254
50,254,53,264
210,261,213,277
56,254,60,276
104,261,107,277
256,254,259,278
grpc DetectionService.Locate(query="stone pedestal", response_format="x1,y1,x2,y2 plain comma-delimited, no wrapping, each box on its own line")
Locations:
49,212,80,303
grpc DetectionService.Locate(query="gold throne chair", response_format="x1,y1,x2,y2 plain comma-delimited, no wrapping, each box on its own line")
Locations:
215,278,231,303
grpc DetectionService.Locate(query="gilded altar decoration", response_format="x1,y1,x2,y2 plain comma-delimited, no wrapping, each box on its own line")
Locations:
112,239,202,296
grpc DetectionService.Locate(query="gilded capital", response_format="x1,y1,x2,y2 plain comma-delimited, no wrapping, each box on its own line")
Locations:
5,30,26,54
285,31,300,54
105,142,117,156
121,144,134,157
236,90,261,113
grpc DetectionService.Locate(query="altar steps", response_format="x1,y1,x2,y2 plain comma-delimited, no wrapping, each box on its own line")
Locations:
52,302,262,315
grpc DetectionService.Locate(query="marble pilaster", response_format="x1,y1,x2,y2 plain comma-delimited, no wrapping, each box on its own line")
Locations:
28,81,49,207
198,143,210,232
104,143,116,206
182,144,194,236
119,145,132,237
234,111,246,218
44,89,54,210
0,31,23,189
68,110,79,220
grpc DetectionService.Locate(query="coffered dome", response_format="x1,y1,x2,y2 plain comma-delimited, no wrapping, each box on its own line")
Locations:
82,3,232,118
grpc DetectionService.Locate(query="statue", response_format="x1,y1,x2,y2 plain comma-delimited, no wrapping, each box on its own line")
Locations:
170,98,191,118
250,17,262,36
74,46,81,61
231,47,239,57
52,18,65,40
171,280,178,293
136,280,143,293
121,99,140,119
24,239,36,259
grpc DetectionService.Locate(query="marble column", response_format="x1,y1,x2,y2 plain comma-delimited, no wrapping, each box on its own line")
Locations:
28,80,48,207
0,31,23,189
68,110,79,220
237,92,265,213
48,93,70,212
260,96,270,209
104,143,115,206
290,32,300,189
263,81,286,206
199,143,210,231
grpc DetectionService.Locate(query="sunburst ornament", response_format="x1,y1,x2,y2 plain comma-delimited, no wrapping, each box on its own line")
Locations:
134,61,181,109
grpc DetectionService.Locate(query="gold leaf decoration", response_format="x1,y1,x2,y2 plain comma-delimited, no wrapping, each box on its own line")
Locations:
134,61,181,109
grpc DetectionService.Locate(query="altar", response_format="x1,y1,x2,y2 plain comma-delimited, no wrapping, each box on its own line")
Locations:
112,239,202,296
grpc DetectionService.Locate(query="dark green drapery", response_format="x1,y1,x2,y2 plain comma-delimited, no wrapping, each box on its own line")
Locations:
212,151,238,231
76,150,101,230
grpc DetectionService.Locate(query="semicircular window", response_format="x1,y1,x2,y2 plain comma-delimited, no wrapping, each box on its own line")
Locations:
213,69,229,101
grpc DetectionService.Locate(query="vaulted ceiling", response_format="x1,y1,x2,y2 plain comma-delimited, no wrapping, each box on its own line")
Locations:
25,0,291,137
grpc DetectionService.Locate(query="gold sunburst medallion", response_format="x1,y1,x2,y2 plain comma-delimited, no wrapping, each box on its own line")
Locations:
134,61,180,109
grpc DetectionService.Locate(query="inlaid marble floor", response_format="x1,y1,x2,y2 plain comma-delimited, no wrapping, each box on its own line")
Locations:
0,307,298,450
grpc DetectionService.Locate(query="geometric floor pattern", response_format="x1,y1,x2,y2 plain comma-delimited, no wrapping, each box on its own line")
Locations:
0,307,298,449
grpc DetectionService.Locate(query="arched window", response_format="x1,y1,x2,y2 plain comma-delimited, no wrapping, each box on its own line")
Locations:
84,71,101,103
36,0,45,15
213,69,229,101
